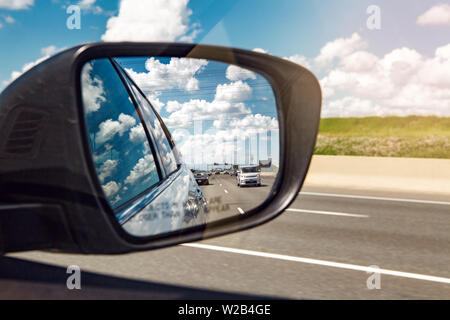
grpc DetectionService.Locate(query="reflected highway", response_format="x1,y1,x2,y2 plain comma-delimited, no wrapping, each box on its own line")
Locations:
201,173,275,221
5,173,450,299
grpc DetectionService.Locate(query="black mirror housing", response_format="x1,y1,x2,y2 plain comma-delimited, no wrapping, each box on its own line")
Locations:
0,43,321,254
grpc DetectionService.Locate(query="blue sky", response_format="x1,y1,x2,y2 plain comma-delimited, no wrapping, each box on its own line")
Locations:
1,0,449,118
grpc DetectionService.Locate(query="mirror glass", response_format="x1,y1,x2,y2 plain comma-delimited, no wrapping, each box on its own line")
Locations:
81,56,279,237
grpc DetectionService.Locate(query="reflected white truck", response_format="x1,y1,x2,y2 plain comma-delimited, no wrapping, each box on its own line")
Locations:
237,165,262,187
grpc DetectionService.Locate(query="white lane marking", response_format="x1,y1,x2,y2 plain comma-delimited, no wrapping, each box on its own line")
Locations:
300,191,450,206
182,243,450,285
287,208,368,218
224,189,229,194
237,207,245,214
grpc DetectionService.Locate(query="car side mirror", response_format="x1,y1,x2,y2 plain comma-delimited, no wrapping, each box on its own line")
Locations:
0,43,321,254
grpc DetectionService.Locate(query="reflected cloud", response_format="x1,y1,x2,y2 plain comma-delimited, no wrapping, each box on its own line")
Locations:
98,159,118,183
95,113,136,145
81,62,106,114
102,180,120,198
125,154,157,185
226,65,256,81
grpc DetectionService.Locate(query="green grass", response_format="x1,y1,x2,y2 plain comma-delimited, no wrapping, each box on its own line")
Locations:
314,116,450,159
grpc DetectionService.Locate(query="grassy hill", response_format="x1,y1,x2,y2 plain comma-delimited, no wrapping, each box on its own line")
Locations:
314,116,450,159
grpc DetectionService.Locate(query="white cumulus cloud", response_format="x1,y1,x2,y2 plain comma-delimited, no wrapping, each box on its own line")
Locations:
172,113,278,166
101,0,199,42
124,57,208,93
95,113,137,144
102,181,120,198
227,114,278,133
40,45,57,56
315,33,367,68
164,99,251,129
125,154,156,185
0,0,33,10
253,48,268,54
284,54,311,69
163,80,253,129
214,80,252,103
78,0,103,14
225,65,256,81
4,15,15,23
129,124,147,144
81,62,106,114
417,3,450,26
319,37,450,117
98,159,118,183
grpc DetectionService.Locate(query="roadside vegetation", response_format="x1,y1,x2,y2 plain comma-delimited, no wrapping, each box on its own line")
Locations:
314,116,450,159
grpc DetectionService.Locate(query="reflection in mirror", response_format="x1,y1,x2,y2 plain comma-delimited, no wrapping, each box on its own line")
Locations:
81,56,279,238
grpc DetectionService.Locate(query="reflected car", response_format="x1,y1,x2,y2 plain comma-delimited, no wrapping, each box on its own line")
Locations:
237,165,262,187
82,58,208,236
194,171,209,185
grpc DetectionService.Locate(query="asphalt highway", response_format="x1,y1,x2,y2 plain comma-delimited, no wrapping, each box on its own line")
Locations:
6,174,450,299
201,173,274,221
